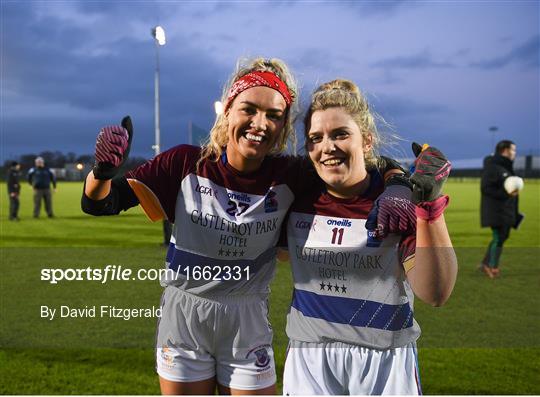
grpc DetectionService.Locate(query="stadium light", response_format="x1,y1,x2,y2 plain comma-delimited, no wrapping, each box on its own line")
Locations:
152,26,166,46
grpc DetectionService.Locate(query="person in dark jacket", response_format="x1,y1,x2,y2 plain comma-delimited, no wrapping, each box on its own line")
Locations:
480,140,520,278
28,156,57,218
7,161,21,221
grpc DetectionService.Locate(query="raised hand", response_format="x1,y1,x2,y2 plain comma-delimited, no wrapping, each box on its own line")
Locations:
365,175,416,238
410,142,451,222
93,116,133,180
410,142,451,203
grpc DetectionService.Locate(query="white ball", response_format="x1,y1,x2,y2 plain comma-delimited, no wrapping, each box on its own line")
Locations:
504,176,524,194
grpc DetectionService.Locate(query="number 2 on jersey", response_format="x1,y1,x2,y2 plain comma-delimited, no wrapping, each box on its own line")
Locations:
226,200,249,217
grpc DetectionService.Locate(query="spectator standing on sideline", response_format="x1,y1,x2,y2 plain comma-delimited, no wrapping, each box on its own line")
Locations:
480,140,520,278
7,161,21,221
28,156,56,218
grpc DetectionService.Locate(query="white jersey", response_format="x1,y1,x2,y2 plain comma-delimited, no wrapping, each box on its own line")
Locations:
126,145,311,297
284,170,421,350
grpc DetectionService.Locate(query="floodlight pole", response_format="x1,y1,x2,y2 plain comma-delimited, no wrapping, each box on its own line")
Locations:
152,27,164,156
152,26,171,246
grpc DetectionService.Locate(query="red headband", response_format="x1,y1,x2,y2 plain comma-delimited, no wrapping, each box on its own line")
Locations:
224,71,293,112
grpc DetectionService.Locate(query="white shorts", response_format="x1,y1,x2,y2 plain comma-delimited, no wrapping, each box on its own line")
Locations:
283,340,421,395
156,286,276,390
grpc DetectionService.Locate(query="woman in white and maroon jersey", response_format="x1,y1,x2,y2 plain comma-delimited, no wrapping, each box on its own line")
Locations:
280,79,458,395
83,58,305,395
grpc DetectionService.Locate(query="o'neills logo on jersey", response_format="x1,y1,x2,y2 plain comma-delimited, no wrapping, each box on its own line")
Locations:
326,218,352,227
227,191,251,203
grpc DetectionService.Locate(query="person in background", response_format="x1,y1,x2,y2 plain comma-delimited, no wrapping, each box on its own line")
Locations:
7,161,21,221
480,140,520,278
28,156,56,218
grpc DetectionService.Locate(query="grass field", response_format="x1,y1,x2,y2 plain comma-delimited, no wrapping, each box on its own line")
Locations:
1,179,539,394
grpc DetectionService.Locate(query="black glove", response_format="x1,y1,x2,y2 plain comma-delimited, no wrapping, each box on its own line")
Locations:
410,142,451,204
92,116,133,180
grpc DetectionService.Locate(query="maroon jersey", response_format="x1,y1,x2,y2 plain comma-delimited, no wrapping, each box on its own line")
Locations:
126,144,314,296
284,169,420,349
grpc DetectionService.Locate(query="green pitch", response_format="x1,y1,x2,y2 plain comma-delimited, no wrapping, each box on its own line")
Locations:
1,180,539,394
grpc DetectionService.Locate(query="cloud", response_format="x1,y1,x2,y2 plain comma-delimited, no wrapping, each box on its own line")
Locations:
214,33,238,43
371,50,455,70
290,48,337,71
2,1,538,161
368,93,449,120
470,35,540,70
454,48,471,58
1,2,228,158
3,1,227,110
339,0,418,17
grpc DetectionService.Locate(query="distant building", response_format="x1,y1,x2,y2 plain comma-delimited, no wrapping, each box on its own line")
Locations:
450,155,539,178
65,163,92,181
398,156,540,178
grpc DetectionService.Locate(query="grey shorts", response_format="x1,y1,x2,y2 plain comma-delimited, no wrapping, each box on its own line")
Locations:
156,286,276,390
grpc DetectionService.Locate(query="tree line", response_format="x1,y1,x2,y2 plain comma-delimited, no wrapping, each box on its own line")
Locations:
2,151,148,179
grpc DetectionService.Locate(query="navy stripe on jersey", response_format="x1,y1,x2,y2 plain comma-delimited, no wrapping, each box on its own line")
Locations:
166,243,277,279
292,288,413,331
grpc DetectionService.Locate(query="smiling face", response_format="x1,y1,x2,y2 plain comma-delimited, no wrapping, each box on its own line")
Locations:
225,86,287,173
307,107,372,198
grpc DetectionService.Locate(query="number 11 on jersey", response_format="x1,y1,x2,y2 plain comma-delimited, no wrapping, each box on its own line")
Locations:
331,227,344,245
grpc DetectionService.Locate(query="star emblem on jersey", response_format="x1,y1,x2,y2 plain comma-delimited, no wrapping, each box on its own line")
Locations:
319,281,348,294
218,248,244,257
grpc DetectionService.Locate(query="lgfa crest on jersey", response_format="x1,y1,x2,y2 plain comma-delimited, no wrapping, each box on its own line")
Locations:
264,190,278,213
247,345,271,368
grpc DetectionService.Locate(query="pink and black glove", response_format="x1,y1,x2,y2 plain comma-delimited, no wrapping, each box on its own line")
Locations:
365,174,416,238
93,116,133,180
410,142,451,223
